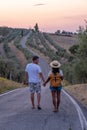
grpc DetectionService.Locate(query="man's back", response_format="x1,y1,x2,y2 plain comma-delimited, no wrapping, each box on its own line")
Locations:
25,63,42,83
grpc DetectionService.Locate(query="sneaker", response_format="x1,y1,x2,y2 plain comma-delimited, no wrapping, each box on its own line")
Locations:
37,106,42,110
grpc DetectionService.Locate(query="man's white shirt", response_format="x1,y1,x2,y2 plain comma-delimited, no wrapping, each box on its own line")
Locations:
25,63,42,83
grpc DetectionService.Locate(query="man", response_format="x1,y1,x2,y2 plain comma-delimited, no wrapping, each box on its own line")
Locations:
25,56,45,110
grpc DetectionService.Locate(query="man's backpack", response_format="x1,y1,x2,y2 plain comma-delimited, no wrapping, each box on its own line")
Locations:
49,73,62,87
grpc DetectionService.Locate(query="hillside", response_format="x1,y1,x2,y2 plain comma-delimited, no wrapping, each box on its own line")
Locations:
8,42,27,67
64,84,87,108
0,43,7,58
0,28,83,84
0,27,33,83
50,34,78,52
0,77,26,94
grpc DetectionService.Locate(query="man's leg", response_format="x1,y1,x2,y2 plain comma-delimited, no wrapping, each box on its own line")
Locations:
37,93,41,109
29,83,35,108
36,83,41,109
31,93,35,108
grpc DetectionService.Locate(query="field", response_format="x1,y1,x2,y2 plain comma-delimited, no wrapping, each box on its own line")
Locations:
50,34,78,52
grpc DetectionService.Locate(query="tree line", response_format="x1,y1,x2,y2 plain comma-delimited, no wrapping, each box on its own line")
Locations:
63,25,87,84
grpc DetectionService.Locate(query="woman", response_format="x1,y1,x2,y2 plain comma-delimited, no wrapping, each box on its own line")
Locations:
43,60,63,112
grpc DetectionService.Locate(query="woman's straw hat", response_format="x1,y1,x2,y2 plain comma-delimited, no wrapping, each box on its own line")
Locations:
50,60,61,68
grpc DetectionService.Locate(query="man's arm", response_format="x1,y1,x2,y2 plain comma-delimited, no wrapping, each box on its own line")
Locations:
43,77,50,87
39,72,45,82
25,72,29,85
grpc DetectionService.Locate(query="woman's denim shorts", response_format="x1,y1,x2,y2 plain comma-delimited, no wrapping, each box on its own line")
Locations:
50,86,62,91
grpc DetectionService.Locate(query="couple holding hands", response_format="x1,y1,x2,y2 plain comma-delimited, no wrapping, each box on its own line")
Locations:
25,56,63,112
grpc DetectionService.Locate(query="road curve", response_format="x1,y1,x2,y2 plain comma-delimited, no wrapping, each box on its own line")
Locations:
0,31,87,130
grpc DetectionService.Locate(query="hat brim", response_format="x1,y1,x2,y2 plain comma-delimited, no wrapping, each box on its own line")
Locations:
50,62,61,68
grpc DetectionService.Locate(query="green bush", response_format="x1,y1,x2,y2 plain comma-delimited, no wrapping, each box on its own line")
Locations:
69,44,79,54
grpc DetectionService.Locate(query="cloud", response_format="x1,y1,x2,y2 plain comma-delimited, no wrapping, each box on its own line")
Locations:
34,3,46,6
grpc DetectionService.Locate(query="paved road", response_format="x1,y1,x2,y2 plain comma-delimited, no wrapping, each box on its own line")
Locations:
0,87,83,130
0,31,87,130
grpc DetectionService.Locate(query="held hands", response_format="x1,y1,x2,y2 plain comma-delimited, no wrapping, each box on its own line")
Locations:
43,77,49,87
43,82,46,87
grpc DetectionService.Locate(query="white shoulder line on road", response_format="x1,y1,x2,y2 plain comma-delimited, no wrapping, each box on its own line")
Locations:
62,89,87,130
0,89,20,97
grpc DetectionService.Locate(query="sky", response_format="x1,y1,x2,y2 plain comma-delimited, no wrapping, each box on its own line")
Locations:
0,0,87,32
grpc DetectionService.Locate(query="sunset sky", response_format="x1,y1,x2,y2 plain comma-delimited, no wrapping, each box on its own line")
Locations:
0,0,87,32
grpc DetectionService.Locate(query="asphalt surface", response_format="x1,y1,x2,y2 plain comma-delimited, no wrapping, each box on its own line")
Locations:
0,31,87,130
0,87,82,130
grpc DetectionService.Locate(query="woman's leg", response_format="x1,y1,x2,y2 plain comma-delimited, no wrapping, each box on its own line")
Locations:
51,91,57,111
56,91,61,110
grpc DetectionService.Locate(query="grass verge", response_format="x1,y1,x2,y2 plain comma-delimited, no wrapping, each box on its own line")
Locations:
0,77,26,94
64,83,87,108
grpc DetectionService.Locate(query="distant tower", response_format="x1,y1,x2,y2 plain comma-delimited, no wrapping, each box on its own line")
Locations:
34,23,39,32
